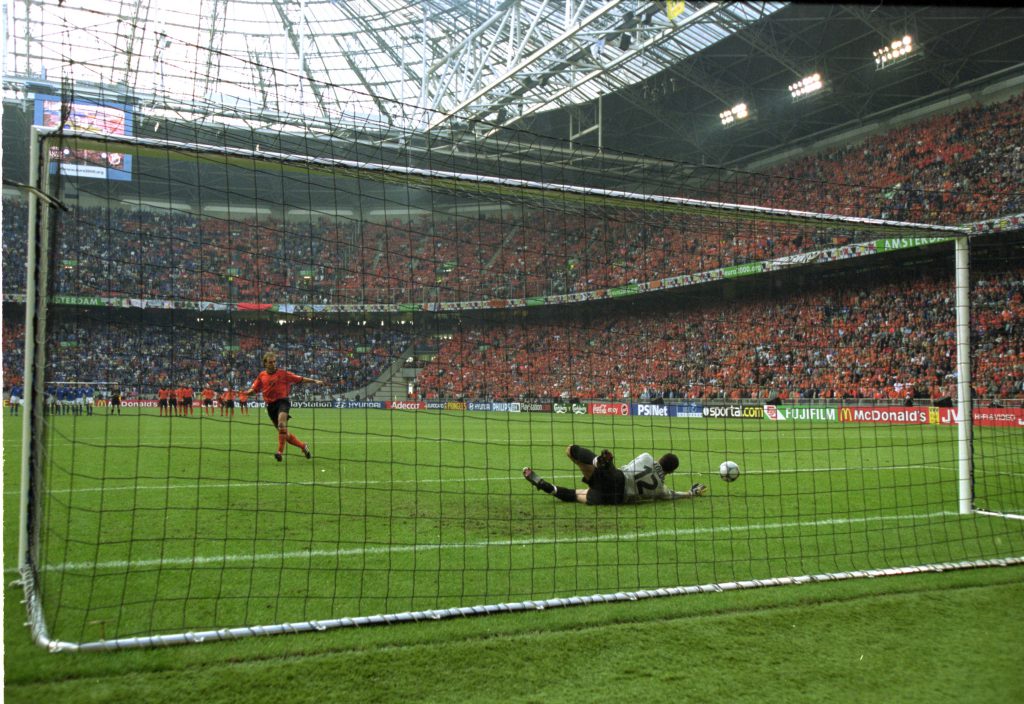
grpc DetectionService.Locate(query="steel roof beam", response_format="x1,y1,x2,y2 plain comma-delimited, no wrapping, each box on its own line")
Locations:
717,4,805,77
270,0,329,119
425,0,631,133
477,3,723,138
328,35,396,127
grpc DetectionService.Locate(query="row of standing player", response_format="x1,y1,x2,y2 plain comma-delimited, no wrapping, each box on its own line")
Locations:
5,385,246,417
7,385,115,416
11,355,325,463
156,386,253,416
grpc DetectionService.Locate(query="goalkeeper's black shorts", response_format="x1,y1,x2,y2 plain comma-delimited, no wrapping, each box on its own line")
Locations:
583,463,626,505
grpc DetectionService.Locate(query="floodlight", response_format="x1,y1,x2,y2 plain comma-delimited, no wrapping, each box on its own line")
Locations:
788,73,823,101
719,102,749,127
873,35,918,69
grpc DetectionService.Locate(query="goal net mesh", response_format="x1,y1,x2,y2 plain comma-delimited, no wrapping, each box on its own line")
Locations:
7,9,1024,650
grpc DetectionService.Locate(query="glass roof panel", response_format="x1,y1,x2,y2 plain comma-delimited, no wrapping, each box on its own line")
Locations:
4,0,786,135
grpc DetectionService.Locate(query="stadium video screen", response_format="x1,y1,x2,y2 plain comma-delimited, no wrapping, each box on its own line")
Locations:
33,95,133,181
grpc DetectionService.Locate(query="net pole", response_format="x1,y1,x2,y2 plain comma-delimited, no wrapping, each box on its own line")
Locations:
19,127,55,570
955,236,973,515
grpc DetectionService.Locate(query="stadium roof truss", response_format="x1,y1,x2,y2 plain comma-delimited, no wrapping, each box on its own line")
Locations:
2,1,784,143
5,2,1023,183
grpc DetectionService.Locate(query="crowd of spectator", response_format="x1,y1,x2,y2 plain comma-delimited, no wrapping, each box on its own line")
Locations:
414,267,1024,402
3,92,1022,403
5,260,1020,403
2,93,1022,305
1,317,412,399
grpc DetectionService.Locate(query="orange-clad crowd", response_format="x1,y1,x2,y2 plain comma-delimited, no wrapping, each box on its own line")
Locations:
2,95,1021,305
415,270,1023,402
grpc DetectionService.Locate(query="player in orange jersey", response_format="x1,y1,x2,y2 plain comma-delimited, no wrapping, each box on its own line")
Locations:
181,385,194,416
245,351,324,462
219,388,236,417
237,389,249,415
158,387,170,416
201,386,215,415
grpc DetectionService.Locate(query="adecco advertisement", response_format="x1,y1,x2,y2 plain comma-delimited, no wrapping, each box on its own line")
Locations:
384,400,468,411
385,400,427,410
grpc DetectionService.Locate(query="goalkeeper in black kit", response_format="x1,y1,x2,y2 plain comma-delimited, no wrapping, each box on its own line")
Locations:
524,444,707,505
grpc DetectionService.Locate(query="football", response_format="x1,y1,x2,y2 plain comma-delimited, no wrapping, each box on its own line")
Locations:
719,460,740,482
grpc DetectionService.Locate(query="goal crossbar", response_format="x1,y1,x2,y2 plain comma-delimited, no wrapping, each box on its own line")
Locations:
37,128,967,235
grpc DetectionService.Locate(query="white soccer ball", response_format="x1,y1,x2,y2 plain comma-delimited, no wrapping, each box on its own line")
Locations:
719,460,740,482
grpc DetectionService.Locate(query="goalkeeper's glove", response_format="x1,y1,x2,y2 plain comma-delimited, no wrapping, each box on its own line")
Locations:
596,449,615,471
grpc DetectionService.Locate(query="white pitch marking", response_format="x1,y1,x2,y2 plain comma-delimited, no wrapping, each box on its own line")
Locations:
17,510,959,575
1,463,954,497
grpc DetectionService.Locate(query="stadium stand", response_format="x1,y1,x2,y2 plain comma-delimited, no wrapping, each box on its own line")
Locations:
2,316,411,399
3,94,1023,307
413,268,1024,403
5,265,1019,403
3,93,1022,403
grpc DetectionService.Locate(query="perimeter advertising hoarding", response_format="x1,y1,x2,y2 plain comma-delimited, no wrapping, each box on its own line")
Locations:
335,400,386,409
34,95,133,181
764,405,838,422
67,400,1024,427
701,404,766,419
838,406,932,425
927,406,1024,428
553,402,589,415
473,401,552,413
632,403,704,418
835,405,1024,428
589,402,630,416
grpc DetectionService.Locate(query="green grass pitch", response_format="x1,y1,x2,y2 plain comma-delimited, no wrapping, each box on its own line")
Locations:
6,406,1023,648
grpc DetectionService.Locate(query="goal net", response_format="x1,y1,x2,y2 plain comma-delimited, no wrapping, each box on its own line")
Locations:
11,105,1023,651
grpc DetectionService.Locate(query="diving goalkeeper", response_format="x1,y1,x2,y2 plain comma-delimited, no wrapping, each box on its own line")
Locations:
245,351,325,462
524,444,706,505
